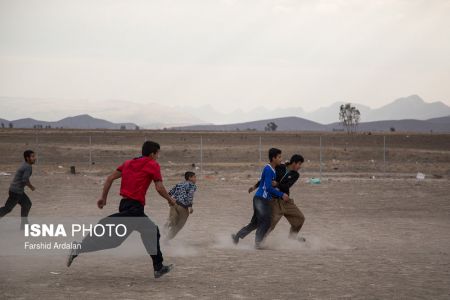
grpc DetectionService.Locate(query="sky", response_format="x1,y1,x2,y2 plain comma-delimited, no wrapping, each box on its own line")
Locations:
1,0,449,119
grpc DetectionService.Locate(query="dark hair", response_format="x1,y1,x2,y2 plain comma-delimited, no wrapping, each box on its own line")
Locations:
268,148,282,162
23,150,34,161
288,154,304,165
185,171,196,181
142,141,160,156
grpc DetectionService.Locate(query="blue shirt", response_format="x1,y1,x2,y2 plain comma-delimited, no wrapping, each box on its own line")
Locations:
255,164,284,200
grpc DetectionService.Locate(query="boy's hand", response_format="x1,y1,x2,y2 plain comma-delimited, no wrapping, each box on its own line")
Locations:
282,193,289,202
189,207,194,214
168,197,176,206
30,186,36,191
97,198,107,209
272,181,278,187
248,186,256,193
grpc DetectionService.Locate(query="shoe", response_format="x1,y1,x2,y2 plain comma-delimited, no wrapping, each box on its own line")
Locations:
154,264,173,279
231,234,239,245
297,237,306,242
66,242,79,267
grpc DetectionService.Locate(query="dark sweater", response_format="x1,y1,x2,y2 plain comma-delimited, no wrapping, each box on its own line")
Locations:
254,164,299,196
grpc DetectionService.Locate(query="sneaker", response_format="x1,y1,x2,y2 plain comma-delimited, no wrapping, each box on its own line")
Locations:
66,242,79,267
231,234,239,245
154,264,173,279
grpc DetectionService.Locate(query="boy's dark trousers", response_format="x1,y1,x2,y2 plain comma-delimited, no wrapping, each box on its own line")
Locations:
235,196,272,245
78,198,164,271
0,191,32,229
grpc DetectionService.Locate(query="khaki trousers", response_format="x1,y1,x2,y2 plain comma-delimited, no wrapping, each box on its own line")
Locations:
269,198,305,238
165,203,189,240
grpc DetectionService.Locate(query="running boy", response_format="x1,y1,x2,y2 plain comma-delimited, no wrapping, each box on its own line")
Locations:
249,154,305,241
0,150,36,230
232,148,289,249
164,171,197,240
67,141,176,279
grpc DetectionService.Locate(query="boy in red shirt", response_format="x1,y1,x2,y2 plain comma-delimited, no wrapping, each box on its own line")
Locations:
67,141,176,279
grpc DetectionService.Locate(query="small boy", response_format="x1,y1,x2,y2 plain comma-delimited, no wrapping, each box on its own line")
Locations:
164,171,197,240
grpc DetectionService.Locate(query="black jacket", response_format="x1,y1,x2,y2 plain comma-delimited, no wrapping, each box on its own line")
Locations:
254,164,299,195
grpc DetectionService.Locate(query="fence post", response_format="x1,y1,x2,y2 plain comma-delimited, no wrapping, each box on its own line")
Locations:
200,136,203,179
259,136,262,165
35,131,39,166
319,135,322,180
383,135,386,174
89,136,92,167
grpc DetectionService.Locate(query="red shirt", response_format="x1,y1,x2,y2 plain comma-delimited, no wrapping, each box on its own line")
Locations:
116,156,163,206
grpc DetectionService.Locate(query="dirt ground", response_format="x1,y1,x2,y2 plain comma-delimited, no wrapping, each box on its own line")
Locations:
0,130,449,299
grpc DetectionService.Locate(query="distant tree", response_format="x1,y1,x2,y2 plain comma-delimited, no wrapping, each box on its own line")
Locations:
8,122,13,128
390,127,396,132
339,103,360,134
265,122,278,131
120,125,126,130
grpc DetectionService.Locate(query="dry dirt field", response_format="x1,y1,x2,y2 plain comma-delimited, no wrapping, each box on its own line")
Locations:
0,130,449,299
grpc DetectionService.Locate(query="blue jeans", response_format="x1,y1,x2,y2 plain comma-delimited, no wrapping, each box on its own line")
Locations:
236,196,272,244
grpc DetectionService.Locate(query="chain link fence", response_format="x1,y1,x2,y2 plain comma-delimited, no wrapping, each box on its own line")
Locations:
0,130,449,179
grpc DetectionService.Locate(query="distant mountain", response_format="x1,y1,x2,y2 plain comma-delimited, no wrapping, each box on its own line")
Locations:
173,116,327,131
1,95,449,127
0,114,137,129
299,95,450,124
0,97,205,129
365,95,450,121
306,102,372,124
180,95,450,125
180,104,306,125
173,115,450,133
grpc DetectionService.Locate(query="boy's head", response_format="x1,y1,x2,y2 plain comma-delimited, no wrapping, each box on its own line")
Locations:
268,148,282,166
142,141,160,159
24,150,36,164
185,171,196,183
288,154,304,171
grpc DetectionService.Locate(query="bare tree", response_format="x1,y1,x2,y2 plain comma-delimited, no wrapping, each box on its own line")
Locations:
339,103,360,134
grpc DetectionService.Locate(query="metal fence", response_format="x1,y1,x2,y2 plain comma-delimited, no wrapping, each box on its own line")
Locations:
0,131,449,179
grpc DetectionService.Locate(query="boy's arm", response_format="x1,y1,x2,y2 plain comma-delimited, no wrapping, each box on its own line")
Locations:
23,167,35,191
25,182,35,191
248,180,260,193
97,170,122,209
155,181,176,206
187,185,196,214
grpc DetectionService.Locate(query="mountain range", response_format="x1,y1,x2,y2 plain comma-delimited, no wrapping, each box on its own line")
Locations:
173,116,450,133
0,95,449,131
179,95,450,125
0,114,137,130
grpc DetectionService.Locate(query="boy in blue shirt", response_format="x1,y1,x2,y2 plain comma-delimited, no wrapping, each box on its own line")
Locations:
164,171,197,240
232,148,289,249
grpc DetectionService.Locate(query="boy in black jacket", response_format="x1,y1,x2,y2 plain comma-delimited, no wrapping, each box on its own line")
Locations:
248,154,305,241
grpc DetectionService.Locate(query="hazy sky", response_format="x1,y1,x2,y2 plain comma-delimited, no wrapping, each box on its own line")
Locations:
1,0,449,115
